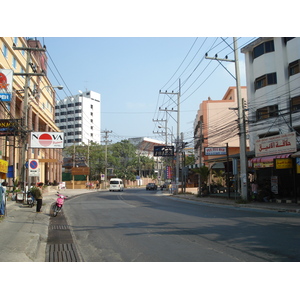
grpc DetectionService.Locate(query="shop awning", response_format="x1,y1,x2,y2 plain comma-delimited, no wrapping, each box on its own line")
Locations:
250,153,292,163
291,151,300,158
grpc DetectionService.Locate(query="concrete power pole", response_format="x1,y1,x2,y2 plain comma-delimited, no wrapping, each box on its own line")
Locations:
102,130,112,189
159,79,181,193
205,38,248,200
13,44,46,190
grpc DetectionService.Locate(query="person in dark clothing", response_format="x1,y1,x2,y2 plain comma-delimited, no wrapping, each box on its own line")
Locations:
35,182,43,213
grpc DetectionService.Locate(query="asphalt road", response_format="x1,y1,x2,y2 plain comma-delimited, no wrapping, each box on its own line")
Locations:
63,188,300,262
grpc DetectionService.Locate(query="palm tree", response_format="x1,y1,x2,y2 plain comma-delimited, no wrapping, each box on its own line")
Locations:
194,165,211,196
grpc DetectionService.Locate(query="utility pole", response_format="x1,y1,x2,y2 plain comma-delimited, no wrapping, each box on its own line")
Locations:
153,119,168,145
13,44,45,191
102,130,112,189
159,79,181,193
205,37,248,200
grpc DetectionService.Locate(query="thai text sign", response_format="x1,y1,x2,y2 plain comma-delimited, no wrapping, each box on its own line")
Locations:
30,132,64,149
255,132,296,157
204,147,227,156
154,146,174,157
71,167,90,175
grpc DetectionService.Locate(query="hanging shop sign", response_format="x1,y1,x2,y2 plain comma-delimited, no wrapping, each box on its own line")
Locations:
0,69,13,102
30,132,64,149
275,158,293,169
154,146,174,157
0,119,20,136
255,132,296,157
204,147,227,156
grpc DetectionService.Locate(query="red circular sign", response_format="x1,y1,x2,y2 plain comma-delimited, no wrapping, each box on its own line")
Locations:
38,133,52,147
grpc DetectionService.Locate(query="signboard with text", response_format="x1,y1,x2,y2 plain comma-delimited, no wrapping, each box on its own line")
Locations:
204,147,227,156
154,146,174,157
0,69,13,102
30,132,64,149
255,132,296,157
28,159,40,177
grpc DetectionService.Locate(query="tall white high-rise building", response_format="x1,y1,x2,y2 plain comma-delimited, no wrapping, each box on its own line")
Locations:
55,90,101,147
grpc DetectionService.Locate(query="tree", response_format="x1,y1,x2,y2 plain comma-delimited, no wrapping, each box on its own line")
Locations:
109,140,138,182
194,165,211,196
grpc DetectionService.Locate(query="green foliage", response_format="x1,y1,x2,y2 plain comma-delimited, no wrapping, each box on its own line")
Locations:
194,165,211,184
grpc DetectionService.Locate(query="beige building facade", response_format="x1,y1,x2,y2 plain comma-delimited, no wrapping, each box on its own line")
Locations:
0,37,62,186
194,86,249,166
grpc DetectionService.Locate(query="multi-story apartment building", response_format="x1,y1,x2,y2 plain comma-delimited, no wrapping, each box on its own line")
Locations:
0,37,62,185
241,37,300,149
241,37,300,200
55,90,101,147
194,86,248,167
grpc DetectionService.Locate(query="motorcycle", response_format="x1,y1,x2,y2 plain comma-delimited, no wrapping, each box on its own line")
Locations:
27,191,35,208
53,193,68,217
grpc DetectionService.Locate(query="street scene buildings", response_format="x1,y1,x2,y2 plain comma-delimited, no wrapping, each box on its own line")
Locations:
0,37,300,202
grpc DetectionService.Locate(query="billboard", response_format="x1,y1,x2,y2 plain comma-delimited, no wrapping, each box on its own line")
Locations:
0,69,13,102
30,132,64,149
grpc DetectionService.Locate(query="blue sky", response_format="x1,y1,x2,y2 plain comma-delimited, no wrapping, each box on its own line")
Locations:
43,37,255,144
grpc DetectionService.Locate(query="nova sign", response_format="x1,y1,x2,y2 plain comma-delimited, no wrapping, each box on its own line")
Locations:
30,132,64,149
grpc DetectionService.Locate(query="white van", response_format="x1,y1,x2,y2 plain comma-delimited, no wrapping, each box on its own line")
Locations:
109,178,124,192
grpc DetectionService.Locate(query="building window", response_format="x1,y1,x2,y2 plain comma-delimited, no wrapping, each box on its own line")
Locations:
68,103,74,107
75,117,81,121
255,72,277,90
253,40,274,59
2,44,8,58
60,104,67,108
291,96,300,112
68,125,74,129
60,118,66,122
289,60,300,76
75,124,81,128
12,56,17,69
256,105,278,121
67,117,74,122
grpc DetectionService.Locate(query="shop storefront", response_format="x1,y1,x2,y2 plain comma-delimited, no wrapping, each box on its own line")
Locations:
249,133,299,202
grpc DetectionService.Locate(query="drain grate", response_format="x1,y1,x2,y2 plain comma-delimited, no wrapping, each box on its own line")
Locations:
50,225,70,230
48,243,80,262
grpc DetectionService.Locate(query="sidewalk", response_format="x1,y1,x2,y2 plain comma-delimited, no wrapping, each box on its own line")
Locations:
168,188,300,213
0,187,97,262
1,187,299,262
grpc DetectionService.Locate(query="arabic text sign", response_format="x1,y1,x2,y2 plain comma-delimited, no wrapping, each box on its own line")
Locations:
255,132,296,157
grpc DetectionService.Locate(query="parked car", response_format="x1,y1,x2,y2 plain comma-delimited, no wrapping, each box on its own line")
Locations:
146,183,157,190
